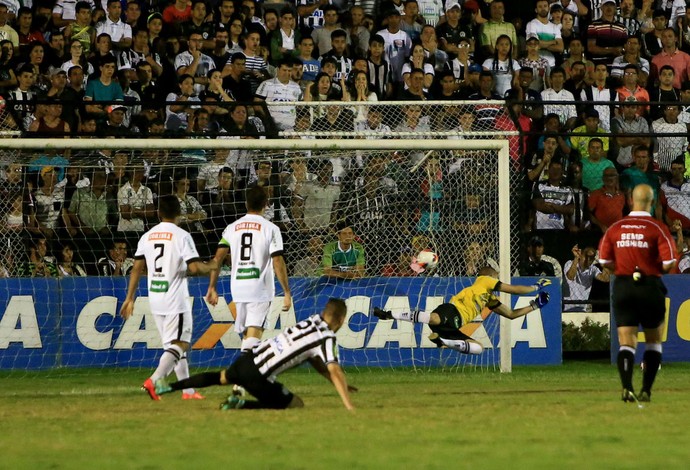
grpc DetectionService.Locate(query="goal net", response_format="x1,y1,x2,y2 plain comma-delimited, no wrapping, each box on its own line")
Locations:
0,101,524,374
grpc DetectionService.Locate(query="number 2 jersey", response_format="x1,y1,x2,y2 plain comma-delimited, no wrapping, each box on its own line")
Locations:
134,222,201,316
219,213,284,303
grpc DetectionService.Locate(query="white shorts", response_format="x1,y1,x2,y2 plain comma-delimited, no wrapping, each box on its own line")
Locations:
153,311,193,348
234,301,271,335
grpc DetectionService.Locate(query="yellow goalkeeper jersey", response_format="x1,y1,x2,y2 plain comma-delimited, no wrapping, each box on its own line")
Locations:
450,276,502,325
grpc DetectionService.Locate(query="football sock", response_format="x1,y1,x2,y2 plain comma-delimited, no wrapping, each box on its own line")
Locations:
391,311,431,324
171,372,223,391
440,338,484,355
174,355,195,395
241,336,260,352
641,344,662,394
151,344,185,382
617,346,636,391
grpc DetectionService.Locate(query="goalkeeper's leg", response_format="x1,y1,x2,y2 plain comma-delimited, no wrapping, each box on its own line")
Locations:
434,335,484,355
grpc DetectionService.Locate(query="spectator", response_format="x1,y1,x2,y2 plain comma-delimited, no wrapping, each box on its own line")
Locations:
346,5,370,57
57,242,87,277
175,32,215,97
589,166,626,233
562,38,594,82
519,33,550,93
650,27,690,88
20,41,50,92
320,220,365,279
615,0,644,36
173,173,207,234
96,239,134,276
165,74,200,131
117,163,154,238
526,133,564,184
84,55,124,118
62,39,95,82
0,4,18,48
563,244,609,312
312,93,356,132
563,60,589,107
518,235,560,278
660,156,690,229
649,64,681,121
201,166,245,237
96,0,133,54
652,104,689,172
254,58,303,131
16,7,45,51
242,28,270,93
6,64,37,130
642,9,667,59
122,28,163,78
293,160,340,236
162,0,192,26
530,160,574,231
478,0,517,61
221,52,252,100
420,25,449,75
619,145,663,217
582,138,615,191
101,102,131,136
571,109,609,159
611,96,652,168
376,9,411,84
467,70,502,126
525,0,563,68
436,2,473,59
28,95,71,136
366,34,393,100
64,2,95,55
615,64,650,115
124,1,143,30
68,170,111,238
33,166,68,239
541,66,577,130
17,237,59,278
296,36,319,83
586,0,628,67
269,7,300,66
580,64,614,132
217,0,236,29
181,0,216,50
482,34,520,96
611,35,650,86
311,5,345,57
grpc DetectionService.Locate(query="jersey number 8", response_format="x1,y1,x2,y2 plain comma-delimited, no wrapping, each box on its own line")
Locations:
240,233,253,260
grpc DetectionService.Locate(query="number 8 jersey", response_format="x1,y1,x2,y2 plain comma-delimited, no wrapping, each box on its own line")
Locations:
135,222,201,316
219,213,284,303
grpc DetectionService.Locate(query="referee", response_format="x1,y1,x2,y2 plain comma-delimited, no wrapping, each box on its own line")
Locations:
598,184,677,403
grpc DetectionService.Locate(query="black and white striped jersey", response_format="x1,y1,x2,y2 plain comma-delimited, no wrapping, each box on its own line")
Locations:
252,314,339,381
5,88,36,131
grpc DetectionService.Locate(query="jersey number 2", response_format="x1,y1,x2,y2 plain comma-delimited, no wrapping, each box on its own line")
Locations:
240,233,252,261
154,243,165,273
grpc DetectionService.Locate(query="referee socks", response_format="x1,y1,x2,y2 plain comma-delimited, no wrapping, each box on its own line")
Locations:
642,344,662,395
617,346,636,392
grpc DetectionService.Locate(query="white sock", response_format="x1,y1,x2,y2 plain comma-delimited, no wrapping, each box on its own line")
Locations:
241,336,260,352
151,344,184,381
174,356,194,395
391,311,431,323
440,338,484,355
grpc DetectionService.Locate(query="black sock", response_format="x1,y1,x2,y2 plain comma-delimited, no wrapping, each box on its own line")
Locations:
171,371,223,391
617,348,636,391
642,350,662,394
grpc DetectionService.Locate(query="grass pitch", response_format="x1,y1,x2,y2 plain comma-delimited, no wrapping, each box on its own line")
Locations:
1,362,689,470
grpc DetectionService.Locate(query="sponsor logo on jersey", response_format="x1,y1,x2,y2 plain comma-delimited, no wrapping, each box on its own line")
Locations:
235,222,261,231
148,232,173,241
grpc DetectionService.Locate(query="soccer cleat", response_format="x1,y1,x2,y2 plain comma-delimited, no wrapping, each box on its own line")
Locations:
638,391,651,403
154,379,172,396
621,388,637,403
428,333,444,348
373,307,393,320
219,395,246,410
142,378,161,401
182,392,205,400
232,384,247,398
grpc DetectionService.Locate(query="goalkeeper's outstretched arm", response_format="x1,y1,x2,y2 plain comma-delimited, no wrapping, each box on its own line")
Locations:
492,291,550,320
498,278,551,296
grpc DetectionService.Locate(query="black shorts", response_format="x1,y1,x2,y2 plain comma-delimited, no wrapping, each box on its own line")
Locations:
429,303,472,341
612,276,667,329
225,353,294,409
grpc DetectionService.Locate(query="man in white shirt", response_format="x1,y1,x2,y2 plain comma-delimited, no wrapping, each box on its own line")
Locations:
206,186,292,353
174,31,216,96
120,195,218,401
376,9,411,83
526,0,564,67
96,0,132,52
541,66,577,129
254,58,303,130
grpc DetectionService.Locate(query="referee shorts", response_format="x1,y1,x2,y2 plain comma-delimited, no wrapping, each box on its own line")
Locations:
612,276,667,329
225,353,294,409
429,303,472,341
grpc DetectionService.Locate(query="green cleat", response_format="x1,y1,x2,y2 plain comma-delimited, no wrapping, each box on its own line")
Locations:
219,395,246,410
154,379,172,396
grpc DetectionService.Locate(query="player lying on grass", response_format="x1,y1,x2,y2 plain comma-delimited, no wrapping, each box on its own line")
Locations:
374,266,551,354
153,298,357,410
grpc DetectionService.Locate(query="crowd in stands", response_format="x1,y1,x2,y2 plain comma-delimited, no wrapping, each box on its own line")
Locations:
1,0,690,310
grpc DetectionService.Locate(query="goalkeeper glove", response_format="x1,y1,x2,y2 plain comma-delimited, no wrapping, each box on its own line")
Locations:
533,278,551,292
530,292,550,310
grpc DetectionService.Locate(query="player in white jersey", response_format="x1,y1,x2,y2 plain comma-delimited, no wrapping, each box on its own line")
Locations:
206,186,292,352
120,195,218,401
154,298,356,410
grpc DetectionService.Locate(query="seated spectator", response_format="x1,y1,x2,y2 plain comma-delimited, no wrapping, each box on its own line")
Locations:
292,235,324,277
241,28,270,94
397,67,431,100
563,60,588,101
619,145,663,217
312,93,356,133
17,237,59,278
320,220,366,279
175,32,216,96
615,64,650,113
6,64,37,130
97,239,134,276
311,5,345,58
57,242,87,277
84,55,124,118
526,134,565,184
562,38,594,82
518,235,561,278
563,244,609,312
482,34,520,96
541,67,577,130
117,163,154,239
642,9,667,59
529,160,574,231
64,2,95,55
570,109,609,159
589,167,626,233
181,0,215,50
28,96,70,136
402,43,435,93
293,160,340,236
660,157,690,230
62,39,94,79
163,0,192,26
611,96,652,168
101,102,131,136
457,240,499,277
652,104,689,173
477,0,517,63
582,138,615,191
269,7,300,66
165,74,200,131
68,170,111,238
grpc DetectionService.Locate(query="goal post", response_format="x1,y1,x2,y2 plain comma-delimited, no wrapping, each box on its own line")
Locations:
0,133,520,372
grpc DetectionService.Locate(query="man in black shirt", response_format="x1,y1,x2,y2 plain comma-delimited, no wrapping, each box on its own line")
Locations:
519,236,557,277
223,52,253,101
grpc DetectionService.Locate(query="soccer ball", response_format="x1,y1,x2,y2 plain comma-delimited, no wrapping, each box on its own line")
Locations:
411,250,439,273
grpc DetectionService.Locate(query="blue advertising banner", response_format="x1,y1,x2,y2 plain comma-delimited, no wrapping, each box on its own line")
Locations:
610,275,690,362
0,276,562,370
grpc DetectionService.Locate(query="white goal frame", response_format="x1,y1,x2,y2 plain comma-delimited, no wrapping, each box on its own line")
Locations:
1,137,513,372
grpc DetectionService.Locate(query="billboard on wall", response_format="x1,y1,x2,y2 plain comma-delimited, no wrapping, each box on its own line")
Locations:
0,276,562,370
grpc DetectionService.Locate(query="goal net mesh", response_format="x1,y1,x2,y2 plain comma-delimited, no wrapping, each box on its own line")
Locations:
0,101,523,374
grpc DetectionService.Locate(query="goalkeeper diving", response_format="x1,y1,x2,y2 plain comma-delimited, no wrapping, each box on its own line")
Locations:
373,266,551,354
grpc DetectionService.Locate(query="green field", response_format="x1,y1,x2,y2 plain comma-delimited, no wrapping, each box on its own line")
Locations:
1,362,688,470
